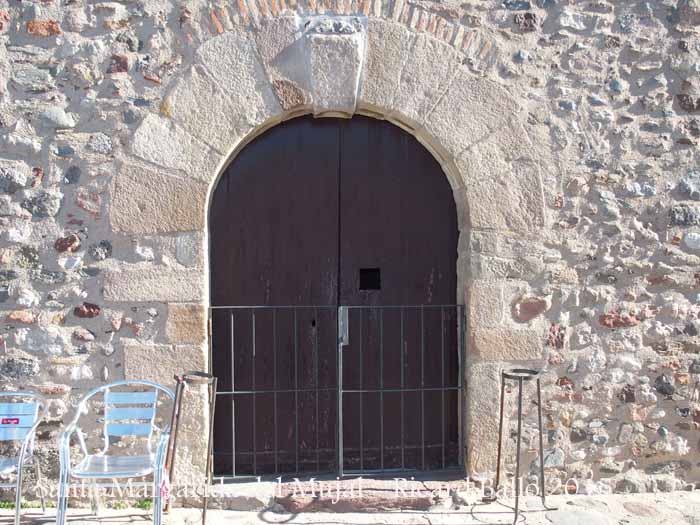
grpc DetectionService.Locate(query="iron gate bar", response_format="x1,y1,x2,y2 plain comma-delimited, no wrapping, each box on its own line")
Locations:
217,388,337,394
379,310,384,472
315,306,320,473
359,311,363,472
252,310,256,476
337,306,344,478
458,306,465,466
225,444,451,457
230,311,235,478
210,304,464,479
338,387,461,393
294,308,299,474
209,304,464,309
400,309,404,471
273,309,278,473
441,307,446,470
421,305,425,471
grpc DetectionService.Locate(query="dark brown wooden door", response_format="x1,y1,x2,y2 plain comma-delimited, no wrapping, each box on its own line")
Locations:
210,115,458,476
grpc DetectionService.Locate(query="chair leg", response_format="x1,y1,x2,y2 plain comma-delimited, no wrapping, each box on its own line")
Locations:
152,480,163,525
34,460,46,514
90,481,101,515
56,474,68,525
14,463,24,525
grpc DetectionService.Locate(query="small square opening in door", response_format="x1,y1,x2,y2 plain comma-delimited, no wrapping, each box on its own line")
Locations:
359,268,381,290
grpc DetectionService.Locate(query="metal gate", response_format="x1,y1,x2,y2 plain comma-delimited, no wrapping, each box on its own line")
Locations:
209,304,465,478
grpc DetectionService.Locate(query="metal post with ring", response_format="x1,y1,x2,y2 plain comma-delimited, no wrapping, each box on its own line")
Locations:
482,368,557,524
164,371,218,525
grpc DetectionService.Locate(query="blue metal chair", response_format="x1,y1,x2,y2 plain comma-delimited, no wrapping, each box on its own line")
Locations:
56,380,175,525
0,391,48,525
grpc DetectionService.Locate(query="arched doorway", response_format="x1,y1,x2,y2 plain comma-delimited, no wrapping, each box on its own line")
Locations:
209,115,461,477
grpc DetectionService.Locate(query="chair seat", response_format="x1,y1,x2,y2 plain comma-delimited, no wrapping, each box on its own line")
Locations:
0,456,19,475
71,454,155,479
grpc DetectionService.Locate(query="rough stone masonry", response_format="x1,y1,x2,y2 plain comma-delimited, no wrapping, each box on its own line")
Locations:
1,0,700,502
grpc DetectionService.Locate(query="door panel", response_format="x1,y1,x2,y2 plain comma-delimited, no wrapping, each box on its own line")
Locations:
210,117,340,307
210,117,340,475
338,117,457,306
337,117,458,471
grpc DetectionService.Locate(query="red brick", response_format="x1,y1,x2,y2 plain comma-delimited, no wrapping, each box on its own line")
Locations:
26,20,61,37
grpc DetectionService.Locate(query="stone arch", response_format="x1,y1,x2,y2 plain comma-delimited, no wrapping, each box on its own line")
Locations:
107,14,550,477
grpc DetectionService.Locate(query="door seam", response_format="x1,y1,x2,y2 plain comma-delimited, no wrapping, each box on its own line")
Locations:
336,121,343,309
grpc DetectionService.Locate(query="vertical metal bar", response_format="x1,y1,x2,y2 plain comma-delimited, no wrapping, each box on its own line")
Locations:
420,305,425,470
230,310,236,478
537,377,547,507
252,310,257,476
514,378,524,524
441,307,445,470
207,309,213,377
379,308,384,472
165,379,184,506
336,306,339,475
203,376,218,525
273,309,278,474
336,117,343,479
457,305,465,468
294,308,299,474
494,373,506,490
207,309,214,477
315,307,320,472
400,308,405,470
359,309,364,472
337,306,344,477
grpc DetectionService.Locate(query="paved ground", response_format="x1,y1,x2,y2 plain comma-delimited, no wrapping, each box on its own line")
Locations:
2,490,700,525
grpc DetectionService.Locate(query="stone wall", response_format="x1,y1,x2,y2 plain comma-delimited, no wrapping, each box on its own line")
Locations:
1,0,700,498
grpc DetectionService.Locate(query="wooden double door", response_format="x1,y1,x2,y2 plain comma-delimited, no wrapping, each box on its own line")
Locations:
210,115,461,476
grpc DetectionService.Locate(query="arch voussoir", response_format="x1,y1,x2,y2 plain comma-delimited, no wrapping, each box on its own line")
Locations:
357,18,414,116
130,113,223,182
165,65,268,156
188,28,283,159
194,27,280,109
378,31,462,130
422,67,520,160
455,119,546,234
252,16,313,111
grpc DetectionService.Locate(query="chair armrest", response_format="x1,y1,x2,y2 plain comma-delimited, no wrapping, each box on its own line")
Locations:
58,425,76,454
17,395,50,464
153,430,171,492
59,424,78,446
60,399,91,455
155,430,171,466
58,424,87,472
18,412,45,461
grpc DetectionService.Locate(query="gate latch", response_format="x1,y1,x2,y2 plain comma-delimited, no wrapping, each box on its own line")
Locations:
338,306,349,346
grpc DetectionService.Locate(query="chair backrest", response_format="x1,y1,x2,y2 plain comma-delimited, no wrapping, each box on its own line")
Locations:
0,392,46,451
75,381,174,455
104,390,158,443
